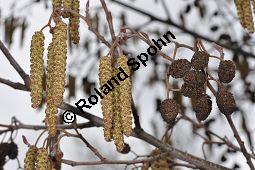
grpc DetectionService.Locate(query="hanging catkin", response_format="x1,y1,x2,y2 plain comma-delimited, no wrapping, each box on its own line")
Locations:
234,0,246,28
24,146,38,170
99,56,114,141
52,21,67,107
112,68,125,152
30,31,45,109
63,0,72,18
243,0,254,33
45,42,58,137
45,105,58,137
35,148,51,170
52,0,62,10
116,56,132,136
69,0,80,44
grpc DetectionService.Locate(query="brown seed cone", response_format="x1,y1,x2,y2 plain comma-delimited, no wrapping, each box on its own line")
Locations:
181,83,204,98
191,51,209,70
192,94,212,121
24,145,38,170
216,87,237,115
117,56,132,136
183,70,206,87
159,99,178,124
8,142,18,160
112,68,125,152
36,148,52,170
243,0,254,33
234,0,246,28
0,143,10,158
51,21,67,107
218,60,236,83
30,31,45,108
168,59,191,78
99,56,114,142
69,0,80,44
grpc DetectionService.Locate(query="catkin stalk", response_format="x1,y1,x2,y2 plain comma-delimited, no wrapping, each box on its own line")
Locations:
99,57,114,141
117,56,132,136
30,31,45,109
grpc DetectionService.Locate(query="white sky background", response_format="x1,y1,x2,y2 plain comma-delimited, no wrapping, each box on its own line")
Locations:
0,0,255,169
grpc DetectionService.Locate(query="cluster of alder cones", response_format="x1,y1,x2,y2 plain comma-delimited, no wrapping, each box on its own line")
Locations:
160,50,237,124
99,55,132,152
29,0,80,137
234,0,255,33
0,142,18,169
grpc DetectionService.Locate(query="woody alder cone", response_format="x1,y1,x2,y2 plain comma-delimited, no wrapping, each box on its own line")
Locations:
168,59,191,78
191,51,209,70
159,99,178,124
216,88,237,115
181,83,204,98
184,70,206,86
192,94,212,121
8,142,18,159
218,60,236,83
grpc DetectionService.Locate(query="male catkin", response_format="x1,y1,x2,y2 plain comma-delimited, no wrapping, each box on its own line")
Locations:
243,0,254,33
45,42,58,137
117,56,132,136
63,0,72,18
24,146,37,170
30,31,45,109
112,68,125,152
52,0,62,9
36,148,51,170
52,21,67,107
45,105,58,137
99,57,114,141
234,0,246,28
69,0,80,44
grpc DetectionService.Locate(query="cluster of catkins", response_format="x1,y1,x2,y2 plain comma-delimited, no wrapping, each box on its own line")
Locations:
99,56,132,152
30,0,80,137
142,149,172,170
24,146,52,170
160,50,237,124
0,142,18,169
234,0,255,33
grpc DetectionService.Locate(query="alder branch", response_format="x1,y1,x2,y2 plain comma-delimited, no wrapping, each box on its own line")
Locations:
0,77,28,91
0,77,230,169
110,0,255,59
0,34,231,169
0,122,95,135
0,40,30,87
181,113,255,160
74,127,105,161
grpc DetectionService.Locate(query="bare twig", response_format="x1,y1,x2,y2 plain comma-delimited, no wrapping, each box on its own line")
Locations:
74,127,105,161
0,77,28,91
0,40,30,87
